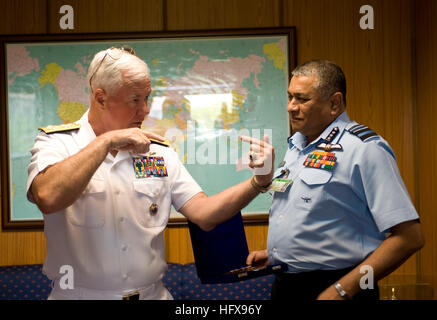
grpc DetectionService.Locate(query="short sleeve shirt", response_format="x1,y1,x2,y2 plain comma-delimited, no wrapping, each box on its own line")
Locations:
267,112,419,273
27,111,203,290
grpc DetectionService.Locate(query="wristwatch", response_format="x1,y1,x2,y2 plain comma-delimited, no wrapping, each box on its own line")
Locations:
334,281,350,300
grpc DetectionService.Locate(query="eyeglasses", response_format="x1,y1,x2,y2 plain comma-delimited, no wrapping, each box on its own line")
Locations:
89,45,136,93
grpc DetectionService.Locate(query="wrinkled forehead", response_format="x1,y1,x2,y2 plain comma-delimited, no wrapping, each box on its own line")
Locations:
289,75,319,94
118,74,151,94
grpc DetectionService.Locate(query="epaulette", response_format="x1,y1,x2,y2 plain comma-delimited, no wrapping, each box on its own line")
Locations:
39,123,81,134
347,123,379,142
149,138,170,147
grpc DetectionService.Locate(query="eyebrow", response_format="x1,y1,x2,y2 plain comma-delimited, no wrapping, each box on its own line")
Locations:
128,93,148,98
288,92,310,99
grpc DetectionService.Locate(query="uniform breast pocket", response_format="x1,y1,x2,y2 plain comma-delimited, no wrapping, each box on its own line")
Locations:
299,168,333,186
133,179,168,228
67,178,106,228
296,168,333,208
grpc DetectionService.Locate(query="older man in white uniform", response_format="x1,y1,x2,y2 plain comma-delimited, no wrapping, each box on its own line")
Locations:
27,47,274,300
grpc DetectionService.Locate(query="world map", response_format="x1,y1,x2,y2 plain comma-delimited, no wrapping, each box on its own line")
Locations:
6,35,290,220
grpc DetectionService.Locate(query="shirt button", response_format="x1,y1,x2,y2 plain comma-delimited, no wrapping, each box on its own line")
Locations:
273,248,277,252
121,244,128,251
119,217,125,222
279,215,283,219
123,274,128,280
114,189,120,195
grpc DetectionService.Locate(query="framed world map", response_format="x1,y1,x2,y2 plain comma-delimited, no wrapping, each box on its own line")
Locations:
1,28,295,229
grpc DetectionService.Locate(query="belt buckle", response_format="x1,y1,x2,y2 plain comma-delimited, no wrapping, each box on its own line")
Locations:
122,291,140,300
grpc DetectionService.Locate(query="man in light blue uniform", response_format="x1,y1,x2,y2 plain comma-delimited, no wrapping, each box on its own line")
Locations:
247,60,424,300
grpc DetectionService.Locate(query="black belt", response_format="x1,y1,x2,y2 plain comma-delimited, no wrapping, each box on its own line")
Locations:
272,265,379,300
277,265,356,282
122,291,140,300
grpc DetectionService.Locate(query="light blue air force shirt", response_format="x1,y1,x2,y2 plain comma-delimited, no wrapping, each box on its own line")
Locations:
267,111,419,273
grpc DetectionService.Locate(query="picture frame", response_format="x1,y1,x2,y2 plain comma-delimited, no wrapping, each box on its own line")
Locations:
0,27,296,230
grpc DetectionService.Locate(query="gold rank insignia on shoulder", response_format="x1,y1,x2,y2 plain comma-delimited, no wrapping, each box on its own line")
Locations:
39,123,81,134
149,138,170,147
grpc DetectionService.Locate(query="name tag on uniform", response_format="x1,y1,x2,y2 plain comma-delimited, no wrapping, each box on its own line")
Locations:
132,156,168,178
270,178,293,192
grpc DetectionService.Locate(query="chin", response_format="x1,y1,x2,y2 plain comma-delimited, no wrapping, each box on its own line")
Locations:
290,122,302,131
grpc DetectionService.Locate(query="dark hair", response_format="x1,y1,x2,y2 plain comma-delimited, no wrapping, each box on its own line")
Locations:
291,60,347,105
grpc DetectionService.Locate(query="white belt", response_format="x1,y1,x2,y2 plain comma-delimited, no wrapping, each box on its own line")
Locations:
49,280,172,300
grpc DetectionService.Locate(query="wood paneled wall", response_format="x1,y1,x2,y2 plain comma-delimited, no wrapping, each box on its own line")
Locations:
48,0,164,33
416,0,437,298
0,0,434,299
283,0,419,282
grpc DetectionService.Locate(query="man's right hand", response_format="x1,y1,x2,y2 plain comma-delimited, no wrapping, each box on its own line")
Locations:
31,128,165,214
246,249,269,267
102,128,165,154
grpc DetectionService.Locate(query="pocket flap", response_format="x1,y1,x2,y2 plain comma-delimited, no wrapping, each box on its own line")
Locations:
299,168,332,185
84,178,106,194
133,180,165,197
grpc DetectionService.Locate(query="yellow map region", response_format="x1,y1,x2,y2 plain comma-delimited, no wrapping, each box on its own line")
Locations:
38,62,62,87
215,90,245,130
58,101,88,123
263,43,285,71
152,58,160,66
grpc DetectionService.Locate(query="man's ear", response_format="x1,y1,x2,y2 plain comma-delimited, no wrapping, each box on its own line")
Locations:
330,92,344,116
93,88,106,109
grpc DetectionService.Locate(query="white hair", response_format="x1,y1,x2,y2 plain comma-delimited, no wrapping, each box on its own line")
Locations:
87,47,150,96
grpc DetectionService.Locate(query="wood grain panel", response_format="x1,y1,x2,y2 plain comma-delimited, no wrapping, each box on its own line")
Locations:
0,231,46,266
48,0,163,33
164,226,194,264
0,224,267,266
415,0,437,297
0,0,47,35
164,224,268,264
166,0,281,30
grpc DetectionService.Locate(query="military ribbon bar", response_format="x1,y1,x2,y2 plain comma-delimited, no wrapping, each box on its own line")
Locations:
133,156,168,178
303,150,337,171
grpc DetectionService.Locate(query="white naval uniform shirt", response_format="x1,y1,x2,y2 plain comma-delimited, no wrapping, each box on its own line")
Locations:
26,111,202,297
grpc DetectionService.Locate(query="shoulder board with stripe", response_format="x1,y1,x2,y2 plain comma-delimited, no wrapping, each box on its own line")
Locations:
39,123,81,134
149,138,170,147
347,123,379,142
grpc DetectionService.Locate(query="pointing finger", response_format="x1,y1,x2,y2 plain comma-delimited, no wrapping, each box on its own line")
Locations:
240,135,269,147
